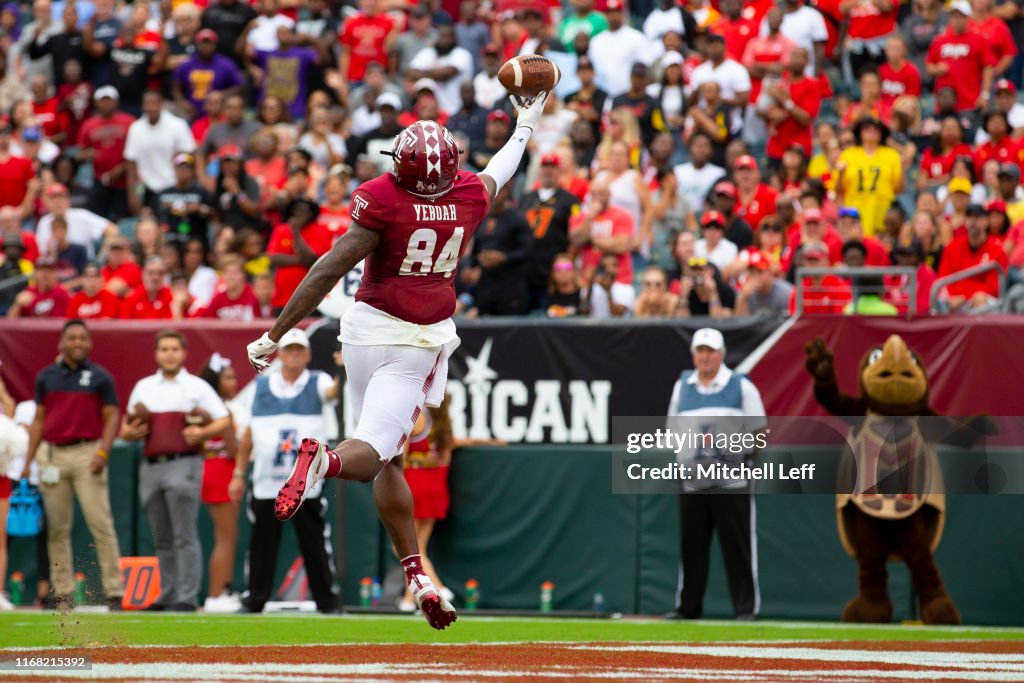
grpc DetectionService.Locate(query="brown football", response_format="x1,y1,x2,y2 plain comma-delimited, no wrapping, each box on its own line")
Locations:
128,403,151,427
497,55,561,98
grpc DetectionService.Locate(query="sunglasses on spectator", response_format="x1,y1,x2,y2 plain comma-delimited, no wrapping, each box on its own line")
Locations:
760,223,781,232
553,261,574,271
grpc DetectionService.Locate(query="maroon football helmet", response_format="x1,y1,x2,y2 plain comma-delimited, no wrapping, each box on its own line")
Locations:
388,120,460,199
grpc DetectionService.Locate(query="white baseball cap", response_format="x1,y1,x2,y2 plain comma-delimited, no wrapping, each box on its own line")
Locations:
94,85,120,101
376,92,402,110
660,51,684,70
279,328,310,349
690,328,725,352
949,0,971,15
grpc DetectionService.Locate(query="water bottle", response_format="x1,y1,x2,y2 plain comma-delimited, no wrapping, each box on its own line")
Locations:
371,577,382,606
464,579,479,611
359,577,372,608
592,591,605,613
74,572,87,606
540,581,554,613
9,572,23,606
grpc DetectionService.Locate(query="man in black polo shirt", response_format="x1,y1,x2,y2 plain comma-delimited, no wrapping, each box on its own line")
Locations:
21,319,123,610
520,153,581,311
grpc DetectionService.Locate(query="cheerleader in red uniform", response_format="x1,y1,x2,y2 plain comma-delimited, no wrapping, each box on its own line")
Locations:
399,396,503,611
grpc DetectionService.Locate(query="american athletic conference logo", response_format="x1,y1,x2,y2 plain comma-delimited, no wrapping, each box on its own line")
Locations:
275,428,299,467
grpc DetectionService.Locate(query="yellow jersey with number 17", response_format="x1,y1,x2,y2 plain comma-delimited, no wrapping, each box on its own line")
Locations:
837,146,902,237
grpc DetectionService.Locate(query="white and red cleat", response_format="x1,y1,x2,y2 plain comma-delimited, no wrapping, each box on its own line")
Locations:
410,574,457,630
275,438,329,521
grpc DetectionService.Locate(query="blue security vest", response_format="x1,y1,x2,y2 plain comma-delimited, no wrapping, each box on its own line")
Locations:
249,372,328,499
251,374,324,418
674,370,751,491
676,370,745,413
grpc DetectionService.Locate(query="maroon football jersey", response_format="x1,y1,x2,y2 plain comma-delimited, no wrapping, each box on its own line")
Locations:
350,172,491,324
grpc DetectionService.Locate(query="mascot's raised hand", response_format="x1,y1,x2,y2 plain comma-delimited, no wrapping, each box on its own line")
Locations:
804,337,835,383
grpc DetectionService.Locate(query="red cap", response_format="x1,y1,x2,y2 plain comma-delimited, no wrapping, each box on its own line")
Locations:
735,154,758,171
713,180,738,199
995,78,1016,94
701,210,726,227
747,250,771,271
45,183,69,198
217,144,243,160
540,152,561,167
605,0,625,11
802,208,823,223
487,110,511,124
195,28,217,43
986,199,1007,213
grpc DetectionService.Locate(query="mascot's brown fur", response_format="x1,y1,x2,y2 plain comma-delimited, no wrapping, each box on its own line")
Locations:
805,335,990,625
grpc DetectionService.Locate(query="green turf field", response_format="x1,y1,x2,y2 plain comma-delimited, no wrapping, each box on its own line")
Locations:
3,612,1023,648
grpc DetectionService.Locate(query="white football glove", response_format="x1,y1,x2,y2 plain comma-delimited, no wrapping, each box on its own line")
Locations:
509,91,549,133
246,332,278,373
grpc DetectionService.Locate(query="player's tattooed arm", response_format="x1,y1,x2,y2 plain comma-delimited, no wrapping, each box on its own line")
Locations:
268,222,381,342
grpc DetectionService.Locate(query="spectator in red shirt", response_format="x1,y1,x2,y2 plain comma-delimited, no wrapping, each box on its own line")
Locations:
841,71,893,128
266,198,332,312
198,256,262,321
0,204,38,263
77,86,136,222
318,172,351,242
937,203,1009,311
763,47,820,163
569,176,635,285
30,74,68,146
841,0,900,83
338,0,397,100
743,7,795,114
918,116,972,190
734,154,779,238
0,121,37,217
67,263,121,319
101,238,143,297
926,1,995,113
884,238,937,314
837,206,891,265
788,240,852,314
879,35,922,106
970,0,1017,79
713,0,758,62
973,111,1021,177
6,259,70,318
788,207,844,264
120,256,177,319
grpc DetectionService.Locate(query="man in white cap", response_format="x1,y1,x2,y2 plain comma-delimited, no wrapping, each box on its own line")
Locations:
229,327,342,614
925,0,994,114
666,327,766,621
78,85,137,221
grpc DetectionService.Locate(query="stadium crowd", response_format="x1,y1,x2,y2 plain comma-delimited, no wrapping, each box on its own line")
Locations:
0,0,1021,320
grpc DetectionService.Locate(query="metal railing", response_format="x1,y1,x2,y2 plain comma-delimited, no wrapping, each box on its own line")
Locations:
795,266,918,316
929,262,1006,314
0,273,30,298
